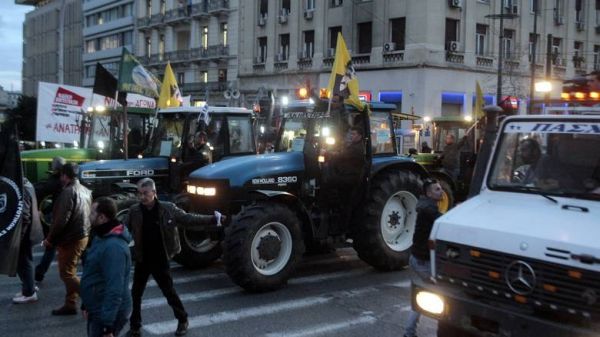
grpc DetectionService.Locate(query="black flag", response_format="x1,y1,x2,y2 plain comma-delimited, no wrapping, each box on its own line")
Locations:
0,114,24,276
93,62,127,106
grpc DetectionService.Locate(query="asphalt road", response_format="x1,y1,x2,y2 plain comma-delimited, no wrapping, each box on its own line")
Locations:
0,247,437,337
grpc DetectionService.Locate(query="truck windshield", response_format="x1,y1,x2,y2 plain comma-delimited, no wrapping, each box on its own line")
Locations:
488,120,600,200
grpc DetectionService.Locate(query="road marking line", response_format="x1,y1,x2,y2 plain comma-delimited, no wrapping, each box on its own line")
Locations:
289,269,369,284
389,280,411,288
132,272,222,289
143,287,379,335
263,313,377,337
143,296,332,335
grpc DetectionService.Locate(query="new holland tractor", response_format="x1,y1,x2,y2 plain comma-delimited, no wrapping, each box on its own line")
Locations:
76,106,256,267
185,98,429,291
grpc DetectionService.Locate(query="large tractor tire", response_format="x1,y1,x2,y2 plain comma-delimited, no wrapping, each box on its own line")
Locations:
353,170,421,270
436,178,454,213
223,202,305,292
172,194,222,269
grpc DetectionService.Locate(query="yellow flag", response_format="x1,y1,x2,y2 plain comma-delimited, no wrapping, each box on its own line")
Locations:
326,33,364,111
158,62,182,108
475,81,484,120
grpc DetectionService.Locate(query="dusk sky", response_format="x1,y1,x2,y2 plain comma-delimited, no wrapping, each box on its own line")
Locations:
0,2,32,92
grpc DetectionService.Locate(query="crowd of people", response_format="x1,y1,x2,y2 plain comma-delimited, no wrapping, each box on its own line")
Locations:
12,157,223,337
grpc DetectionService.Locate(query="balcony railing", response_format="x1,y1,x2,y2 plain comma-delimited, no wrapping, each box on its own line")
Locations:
191,2,209,17
352,54,370,65
475,56,494,68
165,50,191,62
208,0,229,13
383,51,404,64
446,52,464,64
188,45,229,61
164,7,191,24
274,60,288,71
181,81,228,93
297,58,313,70
137,17,151,28
504,59,520,70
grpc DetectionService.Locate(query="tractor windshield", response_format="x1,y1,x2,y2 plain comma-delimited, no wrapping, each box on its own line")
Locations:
147,113,186,157
488,119,600,200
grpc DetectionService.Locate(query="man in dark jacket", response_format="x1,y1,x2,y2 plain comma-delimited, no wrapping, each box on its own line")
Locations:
128,178,222,337
404,178,443,337
12,178,43,303
440,134,467,180
43,163,91,315
35,156,65,283
81,197,132,337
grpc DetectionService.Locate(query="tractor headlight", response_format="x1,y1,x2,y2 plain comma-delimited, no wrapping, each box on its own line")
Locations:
325,137,335,145
187,185,217,196
415,291,445,315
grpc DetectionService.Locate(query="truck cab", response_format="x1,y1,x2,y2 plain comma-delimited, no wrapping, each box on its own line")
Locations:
412,114,600,337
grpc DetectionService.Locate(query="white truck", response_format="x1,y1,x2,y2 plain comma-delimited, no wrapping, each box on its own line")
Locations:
412,114,600,337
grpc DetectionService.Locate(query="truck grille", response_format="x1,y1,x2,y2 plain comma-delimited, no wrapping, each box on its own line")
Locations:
435,241,600,321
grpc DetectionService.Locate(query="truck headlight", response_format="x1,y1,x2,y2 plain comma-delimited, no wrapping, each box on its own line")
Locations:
187,185,217,196
415,291,445,315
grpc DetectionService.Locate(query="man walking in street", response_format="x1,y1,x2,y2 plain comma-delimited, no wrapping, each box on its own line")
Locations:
12,178,43,304
81,197,132,337
35,156,65,283
404,178,444,337
127,178,223,337
440,134,467,180
43,163,91,315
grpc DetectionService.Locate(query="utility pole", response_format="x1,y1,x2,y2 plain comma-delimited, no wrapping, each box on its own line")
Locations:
545,34,553,106
486,6,518,106
528,0,538,114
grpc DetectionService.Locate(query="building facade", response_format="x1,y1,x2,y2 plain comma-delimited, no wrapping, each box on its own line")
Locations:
238,0,600,118
21,0,83,96
82,0,136,87
134,0,239,105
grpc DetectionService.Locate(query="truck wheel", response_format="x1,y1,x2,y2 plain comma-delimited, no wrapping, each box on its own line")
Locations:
38,195,53,228
437,179,454,213
353,170,420,270
172,193,222,269
223,202,304,292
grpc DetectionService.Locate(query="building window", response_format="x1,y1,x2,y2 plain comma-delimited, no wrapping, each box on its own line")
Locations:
329,26,342,49
221,23,228,46
528,33,539,62
575,0,584,22
258,36,267,62
390,18,405,50
529,0,539,13
146,37,151,56
357,22,372,54
146,0,152,16
594,45,600,70
160,0,166,15
503,29,514,59
306,0,315,10
177,72,185,85
281,0,290,13
218,69,227,82
279,34,289,60
330,0,343,8
200,70,208,83
552,37,562,65
201,26,208,48
596,0,600,25
85,40,96,53
159,34,165,60
303,30,315,58
574,41,584,67
475,24,487,56
445,18,459,50
259,0,268,17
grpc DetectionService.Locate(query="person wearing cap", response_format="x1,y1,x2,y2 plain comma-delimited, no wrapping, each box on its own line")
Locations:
403,178,443,337
34,156,66,283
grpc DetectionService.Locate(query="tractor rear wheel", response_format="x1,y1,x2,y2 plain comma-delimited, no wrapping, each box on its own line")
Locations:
353,170,421,270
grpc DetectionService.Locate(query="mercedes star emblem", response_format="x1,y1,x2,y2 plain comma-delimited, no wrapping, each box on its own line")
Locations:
505,260,537,295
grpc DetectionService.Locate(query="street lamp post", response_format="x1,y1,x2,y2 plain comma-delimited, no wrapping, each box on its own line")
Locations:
486,8,519,106
528,1,539,114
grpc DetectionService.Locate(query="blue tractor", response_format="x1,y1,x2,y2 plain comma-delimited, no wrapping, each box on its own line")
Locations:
77,106,256,267
186,99,428,291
